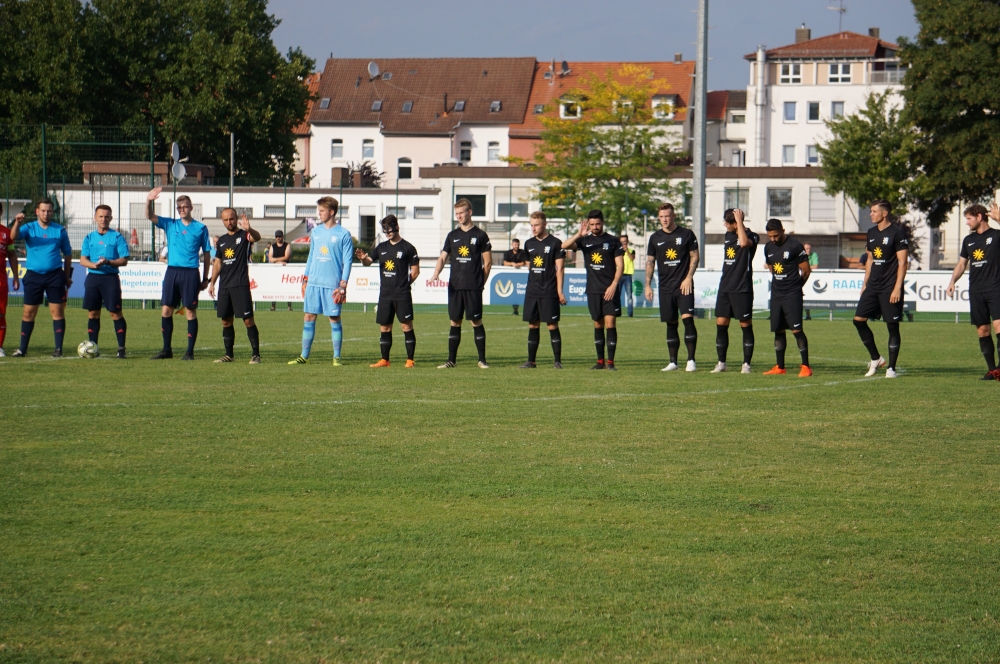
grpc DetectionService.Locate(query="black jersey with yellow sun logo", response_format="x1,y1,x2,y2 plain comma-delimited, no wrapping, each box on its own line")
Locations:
577,231,624,293
442,226,492,291
960,227,1000,293
215,230,254,289
764,236,808,298
371,238,419,296
719,229,760,294
647,226,699,292
525,234,566,298
865,223,909,293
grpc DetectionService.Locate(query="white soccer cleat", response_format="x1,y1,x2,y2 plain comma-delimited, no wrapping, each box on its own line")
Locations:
686,360,697,372
661,362,679,372
0,348,5,358
741,363,752,374
711,362,726,373
865,357,886,377
885,367,898,378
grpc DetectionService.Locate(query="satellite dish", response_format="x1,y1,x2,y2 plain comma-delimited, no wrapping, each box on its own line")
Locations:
171,142,180,162
367,61,379,79
171,162,186,182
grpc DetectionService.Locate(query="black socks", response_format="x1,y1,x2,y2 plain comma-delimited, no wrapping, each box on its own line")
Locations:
246,324,260,356
854,319,880,361
742,325,754,365
223,325,236,357
886,323,900,370
87,317,100,344
795,331,809,367
527,327,540,363
186,319,198,355
114,318,126,349
448,326,461,363
380,330,392,361
594,328,605,361
161,316,173,351
404,329,416,360
473,326,486,362
19,320,34,354
549,328,562,363
53,319,65,352
980,335,997,371
774,331,787,369
666,322,680,364
716,324,729,363
606,327,617,363
682,317,697,362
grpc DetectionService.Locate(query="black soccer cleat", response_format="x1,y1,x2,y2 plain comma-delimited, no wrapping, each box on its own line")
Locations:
117,348,127,359
249,355,261,364
982,370,1000,381
181,353,195,361
214,355,234,363
589,362,606,370
518,361,537,369
606,362,617,371
51,349,63,358
553,361,563,369
150,350,173,360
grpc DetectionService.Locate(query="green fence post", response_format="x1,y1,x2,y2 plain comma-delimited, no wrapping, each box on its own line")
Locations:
41,123,47,200
283,176,288,236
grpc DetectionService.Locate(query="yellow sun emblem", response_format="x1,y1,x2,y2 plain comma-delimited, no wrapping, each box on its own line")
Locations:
665,248,678,260
590,252,603,264
320,245,329,255
458,245,470,257
384,259,395,271
873,247,883,259
973,248,986,261
224,247,235,259
726,247,736,259
532,255,544,267
773,262,784,274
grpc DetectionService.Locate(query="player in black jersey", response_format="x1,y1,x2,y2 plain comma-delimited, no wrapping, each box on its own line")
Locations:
520,211,566,369
763,219,812,377
645,202,700,372
430,198,492,369
853,199,909,378
208,208,262,363
712,208,759,374
356,215,420,368
563,210,624,370
947,203,1000,380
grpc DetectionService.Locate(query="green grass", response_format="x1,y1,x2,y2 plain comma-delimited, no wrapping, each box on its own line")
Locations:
1,307,998,662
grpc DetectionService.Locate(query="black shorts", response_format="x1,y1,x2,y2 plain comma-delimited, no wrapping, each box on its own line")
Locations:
770,296,804,332
587,292,621,320
659,289,695,323
217,287,254,319
523,296,560,323
970,290,1000,326
161,267,201,310
855,289,904,322
376,294,414,325
448,289,483,322
22,269,66,306
716,291,753,322
82,273,123,313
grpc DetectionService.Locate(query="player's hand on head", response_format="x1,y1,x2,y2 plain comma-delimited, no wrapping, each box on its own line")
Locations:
734,208,744,223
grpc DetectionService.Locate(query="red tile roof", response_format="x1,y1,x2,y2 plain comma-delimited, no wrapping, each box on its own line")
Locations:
508,60,695,139
707,91,728,121
294,73,322,136
745,31,899,60
308,58,536,135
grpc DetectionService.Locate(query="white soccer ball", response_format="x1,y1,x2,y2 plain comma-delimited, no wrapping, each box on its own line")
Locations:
77,341,99,358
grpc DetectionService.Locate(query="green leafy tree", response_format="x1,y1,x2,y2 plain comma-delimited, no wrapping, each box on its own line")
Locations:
899,0,1000,225
511,64,687,234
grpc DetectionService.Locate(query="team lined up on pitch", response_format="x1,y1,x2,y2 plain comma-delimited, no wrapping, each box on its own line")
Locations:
2,194,999,379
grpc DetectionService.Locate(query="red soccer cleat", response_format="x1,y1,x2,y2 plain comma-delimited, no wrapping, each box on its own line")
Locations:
762,366,787,375
798,365,813,378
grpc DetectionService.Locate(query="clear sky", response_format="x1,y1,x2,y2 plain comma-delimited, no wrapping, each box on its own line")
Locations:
269,0,918,91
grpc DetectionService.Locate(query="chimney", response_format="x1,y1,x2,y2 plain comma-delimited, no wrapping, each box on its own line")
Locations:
869,27,880,39
674,52,683,64
795,24,811,44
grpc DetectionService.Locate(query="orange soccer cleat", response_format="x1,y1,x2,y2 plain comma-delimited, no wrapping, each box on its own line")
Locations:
369,359,391,368
762,366,787,375
404,359,415,368
798,365,813,378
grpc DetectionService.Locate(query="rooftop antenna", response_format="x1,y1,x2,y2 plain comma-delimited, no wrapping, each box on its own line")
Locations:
560,60,571,76
367,61,380,81
828,0,846,32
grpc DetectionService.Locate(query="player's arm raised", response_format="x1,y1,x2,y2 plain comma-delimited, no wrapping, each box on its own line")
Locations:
145,187,162,224
562,220,586,251
947,257,968,297
680,249,698,296
734,209,750,248
239,214,261,243
355,247,373,266
606,254,624,301
8,212,25,241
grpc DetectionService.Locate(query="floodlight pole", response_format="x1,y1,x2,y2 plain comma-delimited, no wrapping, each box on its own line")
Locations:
692,0,709,267
229,132,234,207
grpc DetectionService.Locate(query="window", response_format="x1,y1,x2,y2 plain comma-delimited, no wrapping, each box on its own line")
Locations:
782,145,796,165
767,189,793,218
454,100,466,112
413,207,434,219
724,188,749,211
730,113,745,123
489,100,502,113
783,102,797,122
264,205,285,218
362,139,374,159
831,101,845,119
497,202,529,218
460,141,471,162
319,98,330,109
779,63,801,84
337,206,349,218
829,63,851,84
807,102,820,122
371,100,382,112
487,142,500,162
533,104,545,114
456,194,486,217
386,206,406,219
295,206,317,218
806,145,819,165
652,95,677,120
730,149,745,167
397,157,412,180
560,101,582,119
401,100,413,113
809,187,836,221
382,72,392,80
331,139,343,159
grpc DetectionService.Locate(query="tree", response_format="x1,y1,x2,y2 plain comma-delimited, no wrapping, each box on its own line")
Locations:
899,0,1000,225
511,64,687,234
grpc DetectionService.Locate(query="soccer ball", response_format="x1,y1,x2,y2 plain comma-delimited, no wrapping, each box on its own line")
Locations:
77,341,99,358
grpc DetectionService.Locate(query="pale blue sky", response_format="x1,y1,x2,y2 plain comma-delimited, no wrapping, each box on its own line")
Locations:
270,0,918,90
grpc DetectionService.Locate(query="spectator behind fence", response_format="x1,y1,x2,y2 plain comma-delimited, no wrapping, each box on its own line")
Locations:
502,238,528,315
268,230,293,311
619,234,636,317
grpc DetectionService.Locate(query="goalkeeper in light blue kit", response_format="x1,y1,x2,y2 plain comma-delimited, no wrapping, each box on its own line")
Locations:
289,196,354,365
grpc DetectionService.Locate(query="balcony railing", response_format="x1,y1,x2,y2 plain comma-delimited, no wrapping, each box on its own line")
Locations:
867,59,908,85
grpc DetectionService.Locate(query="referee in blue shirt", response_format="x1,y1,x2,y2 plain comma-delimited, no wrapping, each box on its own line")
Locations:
145,187,212,360
80,205,130,358
9,198,73,357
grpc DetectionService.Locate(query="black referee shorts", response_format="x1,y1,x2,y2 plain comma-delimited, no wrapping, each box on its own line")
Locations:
770,296,804,332
970,290,1000,326
161,266,201,310
82,273,123,313
523,296,560,324
855,289,904,323
217,286,254,319
376,294,415,325
587,292,621,320
659,289,695,323
448,289,483,322
22,269,66,306
716,291,753,322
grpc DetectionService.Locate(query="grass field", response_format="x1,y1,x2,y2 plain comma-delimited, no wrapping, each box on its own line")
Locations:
1,306,999,662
